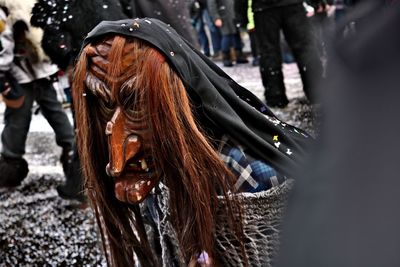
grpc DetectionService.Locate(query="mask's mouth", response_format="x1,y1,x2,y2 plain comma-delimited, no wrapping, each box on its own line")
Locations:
110,152,160,204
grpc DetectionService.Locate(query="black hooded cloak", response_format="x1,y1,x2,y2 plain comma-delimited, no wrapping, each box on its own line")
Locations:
82,18,311,178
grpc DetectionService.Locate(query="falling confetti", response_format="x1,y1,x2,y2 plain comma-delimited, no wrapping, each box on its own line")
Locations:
133,21,140,28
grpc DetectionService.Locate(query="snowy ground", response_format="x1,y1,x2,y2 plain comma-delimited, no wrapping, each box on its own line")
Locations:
0,60,317,266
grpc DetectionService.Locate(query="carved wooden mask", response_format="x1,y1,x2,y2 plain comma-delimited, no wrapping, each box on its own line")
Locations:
84,36,160,204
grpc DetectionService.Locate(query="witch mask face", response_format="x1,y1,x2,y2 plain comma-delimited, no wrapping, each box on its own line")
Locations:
84,36,161,204
104,106,159,203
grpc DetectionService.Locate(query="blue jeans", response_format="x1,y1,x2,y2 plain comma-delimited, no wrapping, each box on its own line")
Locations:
196,13,211,56
196,9,222,55
1,78,74,158
221,32,242,53
202,9,222,54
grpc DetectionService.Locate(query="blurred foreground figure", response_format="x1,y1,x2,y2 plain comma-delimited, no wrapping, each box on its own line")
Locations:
73,18,311,266
276,3,400,267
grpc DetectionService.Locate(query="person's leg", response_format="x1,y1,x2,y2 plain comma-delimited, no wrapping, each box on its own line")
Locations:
35,78,84,201
204,9,222,56
233,31,249,64
221,34,233,67
34,78,74,151
196,13,211,57
249,30,260,66
57,144,85,202
309,11,325,59
254,8,288,107
1,83,35,158
282,3,323,102
248,30,258,58
0,82,35,186
281,32,295,64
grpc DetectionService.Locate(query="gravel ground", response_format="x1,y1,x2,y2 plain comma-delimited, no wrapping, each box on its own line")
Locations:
0,60,318,266
0,174,105,266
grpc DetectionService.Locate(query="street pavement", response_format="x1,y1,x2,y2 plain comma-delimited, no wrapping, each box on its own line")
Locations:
0,60,315,265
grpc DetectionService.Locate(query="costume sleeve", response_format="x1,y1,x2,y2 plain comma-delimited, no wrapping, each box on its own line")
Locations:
0,9,14,72
207,0,220,21
218,135,285,193
234,0,249,28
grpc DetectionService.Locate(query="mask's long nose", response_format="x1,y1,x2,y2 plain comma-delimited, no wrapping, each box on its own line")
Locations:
105,107,141,177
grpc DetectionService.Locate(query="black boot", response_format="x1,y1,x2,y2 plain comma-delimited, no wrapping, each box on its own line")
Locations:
222,52,233,67
58,147,85,202
0,155,29,188
235,50,249,64
261,66,289,108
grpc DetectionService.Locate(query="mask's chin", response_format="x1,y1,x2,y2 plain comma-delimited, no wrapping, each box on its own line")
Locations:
113,157,160,204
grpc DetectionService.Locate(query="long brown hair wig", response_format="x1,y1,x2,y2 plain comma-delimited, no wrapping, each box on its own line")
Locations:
73,35,246,266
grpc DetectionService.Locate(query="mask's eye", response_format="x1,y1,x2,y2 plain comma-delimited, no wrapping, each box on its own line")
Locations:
119,79,146,119
96,97,116,123
99,98,115,112
123,92,146,120
85,73,115,123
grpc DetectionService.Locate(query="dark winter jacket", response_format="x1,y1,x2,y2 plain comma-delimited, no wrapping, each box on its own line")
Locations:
207,0,238,35
235,0,303,28
31,0,129,70
251,0,303,12
235,0,325,28
133,0,199,48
